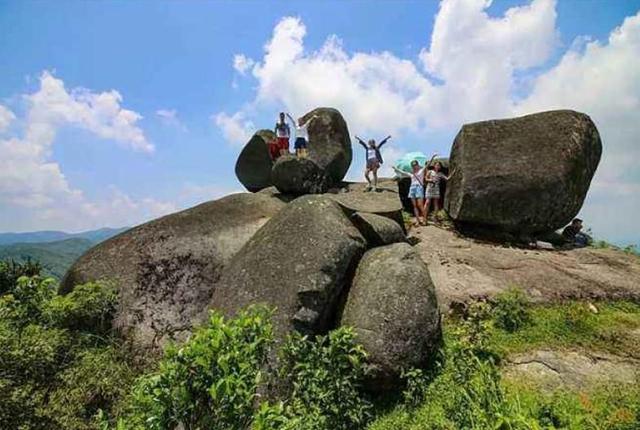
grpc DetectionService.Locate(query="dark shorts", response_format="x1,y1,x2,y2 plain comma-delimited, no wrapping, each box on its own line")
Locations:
294,137,307,150
366,159,380,170
277,137,289,152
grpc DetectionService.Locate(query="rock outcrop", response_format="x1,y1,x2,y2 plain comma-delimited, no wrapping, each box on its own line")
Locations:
210,195,367,339
272,108,352,195
351,212,406,247
60,193,286,349
446,110,601,236
235,130,276,192
340,243,441,390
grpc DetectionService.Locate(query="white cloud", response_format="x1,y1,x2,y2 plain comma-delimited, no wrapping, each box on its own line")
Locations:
216,1,557,139
0,71,169,232
156,108,187,131
0,104,16,132
214,111,255,146
233,54,255,75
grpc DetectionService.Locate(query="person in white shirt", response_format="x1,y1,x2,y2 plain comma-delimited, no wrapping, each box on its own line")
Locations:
393,153,437,226
355,135,391,192
286,113,318,158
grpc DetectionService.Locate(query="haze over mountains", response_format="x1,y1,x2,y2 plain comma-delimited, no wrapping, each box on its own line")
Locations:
0,227,127,279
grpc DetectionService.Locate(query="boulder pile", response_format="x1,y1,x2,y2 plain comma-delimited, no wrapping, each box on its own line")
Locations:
235,107,352,195
61,107,604,391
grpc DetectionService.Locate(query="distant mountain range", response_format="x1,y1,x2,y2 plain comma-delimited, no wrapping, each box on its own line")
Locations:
0,227,128,279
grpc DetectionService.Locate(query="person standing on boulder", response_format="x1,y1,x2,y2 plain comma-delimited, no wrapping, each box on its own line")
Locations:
274,112,291,157
423,161,455,224
355,135,391,192
287,113,318,159
393,155,436,226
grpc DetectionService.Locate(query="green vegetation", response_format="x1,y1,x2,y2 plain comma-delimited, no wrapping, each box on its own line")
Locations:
0,238,94,279
2,259,639,429
368,292,640,430
0,262,136,430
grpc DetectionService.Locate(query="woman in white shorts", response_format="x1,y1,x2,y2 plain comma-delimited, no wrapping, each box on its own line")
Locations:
393,159,429,226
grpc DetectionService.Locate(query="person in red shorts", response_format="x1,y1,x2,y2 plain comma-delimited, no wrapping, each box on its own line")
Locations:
274,112,291,157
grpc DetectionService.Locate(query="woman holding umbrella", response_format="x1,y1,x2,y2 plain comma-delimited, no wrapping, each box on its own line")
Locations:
393,153,438,226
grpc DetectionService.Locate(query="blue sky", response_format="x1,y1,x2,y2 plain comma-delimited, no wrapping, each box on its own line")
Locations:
1,0,639,246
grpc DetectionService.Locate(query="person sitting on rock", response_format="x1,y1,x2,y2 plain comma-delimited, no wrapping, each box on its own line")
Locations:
355,135,391,192
424,160,456,224
561,218,591,248
274,112,291,157
393,156,436,226
287,113,318,159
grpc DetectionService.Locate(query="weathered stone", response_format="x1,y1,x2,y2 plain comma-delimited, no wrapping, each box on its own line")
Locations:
351,212,406,247
235,130,275,192
271,156,329,194
210,195,366,339
329,180,405,230
446,110,602,235
272,108,351,195
60,193,286,350
340,243,441,390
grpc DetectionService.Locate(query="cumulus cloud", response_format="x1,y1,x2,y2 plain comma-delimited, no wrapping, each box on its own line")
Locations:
214,111,255,146
0,104,16,132
0,71,172,232
220,0,640,244
233,54,256,75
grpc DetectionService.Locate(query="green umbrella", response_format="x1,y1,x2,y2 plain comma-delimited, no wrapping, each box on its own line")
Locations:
394,151,429,173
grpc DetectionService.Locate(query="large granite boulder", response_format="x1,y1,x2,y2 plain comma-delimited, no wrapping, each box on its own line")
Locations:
272,108,351,195
235,130,275,192
60,193,286,350
210,195,366,339
446,110,601,236
340,243,441,390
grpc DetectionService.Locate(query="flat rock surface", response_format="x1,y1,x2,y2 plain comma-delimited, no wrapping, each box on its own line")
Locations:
411,225,640,309
329,179,402,215
504,349,640,391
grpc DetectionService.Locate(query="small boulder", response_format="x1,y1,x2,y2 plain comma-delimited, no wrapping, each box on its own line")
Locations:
271,156,329,194
446,110,602,236
60,193,286,351
351,212,406,247
210,195,366,339
340,243,441,390
235,130,276,192
272,108,351,195
329,180,405,230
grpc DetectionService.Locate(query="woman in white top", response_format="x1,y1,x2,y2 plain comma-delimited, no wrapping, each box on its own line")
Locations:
393,153,437,226
286,113,318,159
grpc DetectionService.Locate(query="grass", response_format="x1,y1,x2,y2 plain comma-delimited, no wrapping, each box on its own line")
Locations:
486,300,640,359
368,294,640,430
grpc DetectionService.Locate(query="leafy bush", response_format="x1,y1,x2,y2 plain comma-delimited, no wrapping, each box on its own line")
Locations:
0,260,132,430
119,306,274,430
0,258,42,295
275,328,373,429
492,288,531,333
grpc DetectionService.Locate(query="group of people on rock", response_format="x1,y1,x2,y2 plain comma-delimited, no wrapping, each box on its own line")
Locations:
354,135,455,226
270,112,318,160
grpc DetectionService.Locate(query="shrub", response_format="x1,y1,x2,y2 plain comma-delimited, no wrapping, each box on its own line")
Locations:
0,259,42,295
120,306,274,430
493,288,531,333
277,328,373,429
